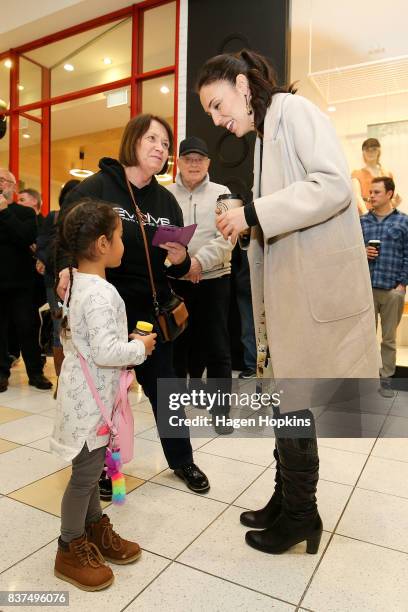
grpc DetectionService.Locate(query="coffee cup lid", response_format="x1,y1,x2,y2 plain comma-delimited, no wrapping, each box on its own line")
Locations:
217,193,243,201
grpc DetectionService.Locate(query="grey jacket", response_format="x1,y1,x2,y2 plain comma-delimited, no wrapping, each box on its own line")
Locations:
166,174,233,280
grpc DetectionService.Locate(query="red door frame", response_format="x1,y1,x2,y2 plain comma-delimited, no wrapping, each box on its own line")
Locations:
2,0,179,213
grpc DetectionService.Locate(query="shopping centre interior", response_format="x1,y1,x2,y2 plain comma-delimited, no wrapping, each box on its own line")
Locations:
0,1,407,610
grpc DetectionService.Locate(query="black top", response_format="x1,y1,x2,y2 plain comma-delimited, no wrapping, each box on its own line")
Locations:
59,157,191,319
0,202,37,290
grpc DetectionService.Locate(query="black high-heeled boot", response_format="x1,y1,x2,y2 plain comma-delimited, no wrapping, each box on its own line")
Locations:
246,434,322,554
240,448,282,528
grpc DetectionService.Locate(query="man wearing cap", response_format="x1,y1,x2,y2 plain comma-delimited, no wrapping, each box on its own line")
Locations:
167,137,234,433
361,176,408,397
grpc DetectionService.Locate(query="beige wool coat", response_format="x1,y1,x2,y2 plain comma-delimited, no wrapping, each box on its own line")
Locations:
248,93,380,379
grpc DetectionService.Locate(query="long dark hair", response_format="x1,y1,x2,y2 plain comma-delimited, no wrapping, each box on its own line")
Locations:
197,49,296,134
57,198,119,334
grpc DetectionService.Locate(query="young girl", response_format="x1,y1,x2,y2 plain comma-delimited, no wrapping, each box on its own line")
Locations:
50,198,156,591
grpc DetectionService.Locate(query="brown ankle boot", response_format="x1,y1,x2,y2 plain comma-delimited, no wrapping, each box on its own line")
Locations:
54,534,113,591
87,514,141,565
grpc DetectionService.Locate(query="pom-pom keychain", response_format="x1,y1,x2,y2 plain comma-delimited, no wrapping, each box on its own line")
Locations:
104,446,126,505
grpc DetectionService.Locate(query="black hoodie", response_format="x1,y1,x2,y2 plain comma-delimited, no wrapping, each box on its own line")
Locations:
61,157,190,322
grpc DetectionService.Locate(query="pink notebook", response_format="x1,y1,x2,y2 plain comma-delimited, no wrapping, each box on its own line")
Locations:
152,223,197,247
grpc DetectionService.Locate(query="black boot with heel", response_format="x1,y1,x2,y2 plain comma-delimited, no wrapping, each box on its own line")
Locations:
246,431,322,555
240,448,282,528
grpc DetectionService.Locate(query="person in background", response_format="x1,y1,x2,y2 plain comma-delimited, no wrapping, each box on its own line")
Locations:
351,138,400,215
37,180,80,388
18,188,44,226
361,176,408,397
16,188,47,366
0,168,52,392
198,49,378,555
57,115,210,495
166,136,234,433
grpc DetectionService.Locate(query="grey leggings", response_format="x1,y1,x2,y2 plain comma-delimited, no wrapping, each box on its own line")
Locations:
61,443,106,543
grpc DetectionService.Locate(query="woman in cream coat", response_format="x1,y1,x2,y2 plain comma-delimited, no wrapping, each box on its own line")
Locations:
198,50,379,556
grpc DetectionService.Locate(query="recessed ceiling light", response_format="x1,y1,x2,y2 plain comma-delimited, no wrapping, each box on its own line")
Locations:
103,57,112,65
4,59,12,69
160,85,170,94
17,84,24,91
22,133,30,139
64,63,74,72
327,105,336,112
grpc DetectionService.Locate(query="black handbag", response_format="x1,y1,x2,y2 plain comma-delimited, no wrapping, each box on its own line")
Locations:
124,172,188,342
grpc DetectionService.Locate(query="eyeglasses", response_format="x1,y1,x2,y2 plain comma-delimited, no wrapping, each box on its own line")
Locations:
0,176,15,185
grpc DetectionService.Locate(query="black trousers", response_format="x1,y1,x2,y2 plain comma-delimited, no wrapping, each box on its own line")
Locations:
0,289,44,379
122,293,194,470
171,275,232,380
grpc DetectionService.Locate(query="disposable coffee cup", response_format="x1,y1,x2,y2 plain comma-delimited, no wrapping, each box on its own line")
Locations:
368,239,381,255
216,193,251,250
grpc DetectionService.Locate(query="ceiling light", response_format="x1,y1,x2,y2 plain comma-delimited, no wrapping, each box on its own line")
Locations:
69,148,93,178
4,59,12,69
327,105,336,112
17,84,24,91
160,85,170,94
103,57,112,65
64,63,74,72
69,168,93,178
22,133,30,139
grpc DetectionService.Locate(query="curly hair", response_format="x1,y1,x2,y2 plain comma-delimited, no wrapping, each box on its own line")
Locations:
57,198,119,334
196,49,296,134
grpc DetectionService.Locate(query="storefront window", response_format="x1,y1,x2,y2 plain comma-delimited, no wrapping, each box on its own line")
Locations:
19,116,41,193
143,2,176,72
50,87,130,209
25,17,132,98
4,0,178,211
19,57,42,106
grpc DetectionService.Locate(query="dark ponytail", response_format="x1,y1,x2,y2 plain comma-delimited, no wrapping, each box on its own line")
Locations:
197,49,297,134
55,198,119,335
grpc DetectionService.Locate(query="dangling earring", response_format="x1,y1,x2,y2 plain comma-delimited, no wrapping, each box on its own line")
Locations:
245,94,253,116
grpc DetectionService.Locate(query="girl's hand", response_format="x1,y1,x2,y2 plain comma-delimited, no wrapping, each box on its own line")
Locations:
159,241,187,265
130,332,157,356
57,268,70,299
216,208,248,245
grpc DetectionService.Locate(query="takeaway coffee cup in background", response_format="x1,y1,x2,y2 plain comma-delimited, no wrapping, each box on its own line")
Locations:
368,239,381,256
215,193,251,250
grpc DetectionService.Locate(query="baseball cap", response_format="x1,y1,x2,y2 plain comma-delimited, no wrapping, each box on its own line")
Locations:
179,136,209,157
362,138,380,150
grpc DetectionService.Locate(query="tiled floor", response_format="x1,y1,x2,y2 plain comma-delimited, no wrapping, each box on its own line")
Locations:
0,360,407,611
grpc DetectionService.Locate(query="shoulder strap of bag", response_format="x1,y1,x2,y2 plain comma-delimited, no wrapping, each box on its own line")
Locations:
78,353,116,432
123,170,159,310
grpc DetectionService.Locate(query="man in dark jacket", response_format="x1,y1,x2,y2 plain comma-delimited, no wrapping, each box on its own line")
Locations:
0,168,52,392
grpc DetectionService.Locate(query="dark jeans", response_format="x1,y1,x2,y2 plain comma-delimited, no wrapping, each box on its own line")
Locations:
233,250,256,370
0,289,44,379
171,275,232,380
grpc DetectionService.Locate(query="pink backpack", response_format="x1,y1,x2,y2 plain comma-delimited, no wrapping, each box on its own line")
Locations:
79,354,135,463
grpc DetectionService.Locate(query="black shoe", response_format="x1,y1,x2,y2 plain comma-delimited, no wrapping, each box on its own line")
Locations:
245,512,323,554
0,377,8,393
174,463,210,493
238,369,256,379
28,374,53,390
99,473,112,502
240,448,282,528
